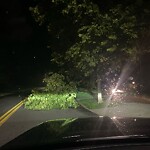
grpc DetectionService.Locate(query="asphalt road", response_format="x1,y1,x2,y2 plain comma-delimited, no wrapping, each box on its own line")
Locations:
1,94,150,147
91,102,150,118
0,95,23,117
0,94,97,147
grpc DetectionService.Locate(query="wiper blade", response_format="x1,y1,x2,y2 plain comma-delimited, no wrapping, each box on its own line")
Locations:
78,135,149,142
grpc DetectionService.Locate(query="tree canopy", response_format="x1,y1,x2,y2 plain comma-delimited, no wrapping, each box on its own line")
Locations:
29,0,150,89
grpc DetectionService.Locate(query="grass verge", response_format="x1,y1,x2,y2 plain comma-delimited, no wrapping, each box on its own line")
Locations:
76,92,106,109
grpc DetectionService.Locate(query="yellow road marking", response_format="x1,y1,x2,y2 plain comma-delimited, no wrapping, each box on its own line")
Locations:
0,100,25,126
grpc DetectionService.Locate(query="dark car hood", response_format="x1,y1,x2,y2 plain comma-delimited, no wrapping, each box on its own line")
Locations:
1,116,150,149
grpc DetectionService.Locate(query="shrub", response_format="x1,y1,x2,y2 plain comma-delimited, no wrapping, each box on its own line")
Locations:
24,72,78,110
43,73,76,93
25,92,78,110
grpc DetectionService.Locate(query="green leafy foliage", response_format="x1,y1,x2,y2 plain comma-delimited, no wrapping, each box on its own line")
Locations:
29,0,150,90
29,0,140,78
25,73,78,110
43,73,77,93
76,92,105,109
25,92,78,110
65,3,139,78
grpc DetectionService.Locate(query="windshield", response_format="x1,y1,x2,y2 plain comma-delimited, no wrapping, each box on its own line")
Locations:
0,0,150,148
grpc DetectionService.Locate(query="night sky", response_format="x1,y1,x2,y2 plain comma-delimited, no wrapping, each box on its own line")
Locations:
0,0,52,90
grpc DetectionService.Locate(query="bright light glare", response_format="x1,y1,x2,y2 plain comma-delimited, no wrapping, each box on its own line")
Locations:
112,89,116,94
112,116,117,120
116,89,124,93
112,89,124,94
107,62,132,104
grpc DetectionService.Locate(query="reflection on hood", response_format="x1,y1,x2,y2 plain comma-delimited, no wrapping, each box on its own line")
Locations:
1,116,150,149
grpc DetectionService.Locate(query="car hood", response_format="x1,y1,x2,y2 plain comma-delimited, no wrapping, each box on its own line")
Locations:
1,116,150,149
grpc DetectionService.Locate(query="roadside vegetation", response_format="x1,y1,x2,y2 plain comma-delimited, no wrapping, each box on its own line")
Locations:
25,73,78,110
25,92,78,110
76,91,106,109
24,0,150,111
24,73,106,110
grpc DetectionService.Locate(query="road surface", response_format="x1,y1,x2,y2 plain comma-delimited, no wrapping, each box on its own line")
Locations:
1,94,150,147
0,95,23,117
91,102,150,118
0,94,97,147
